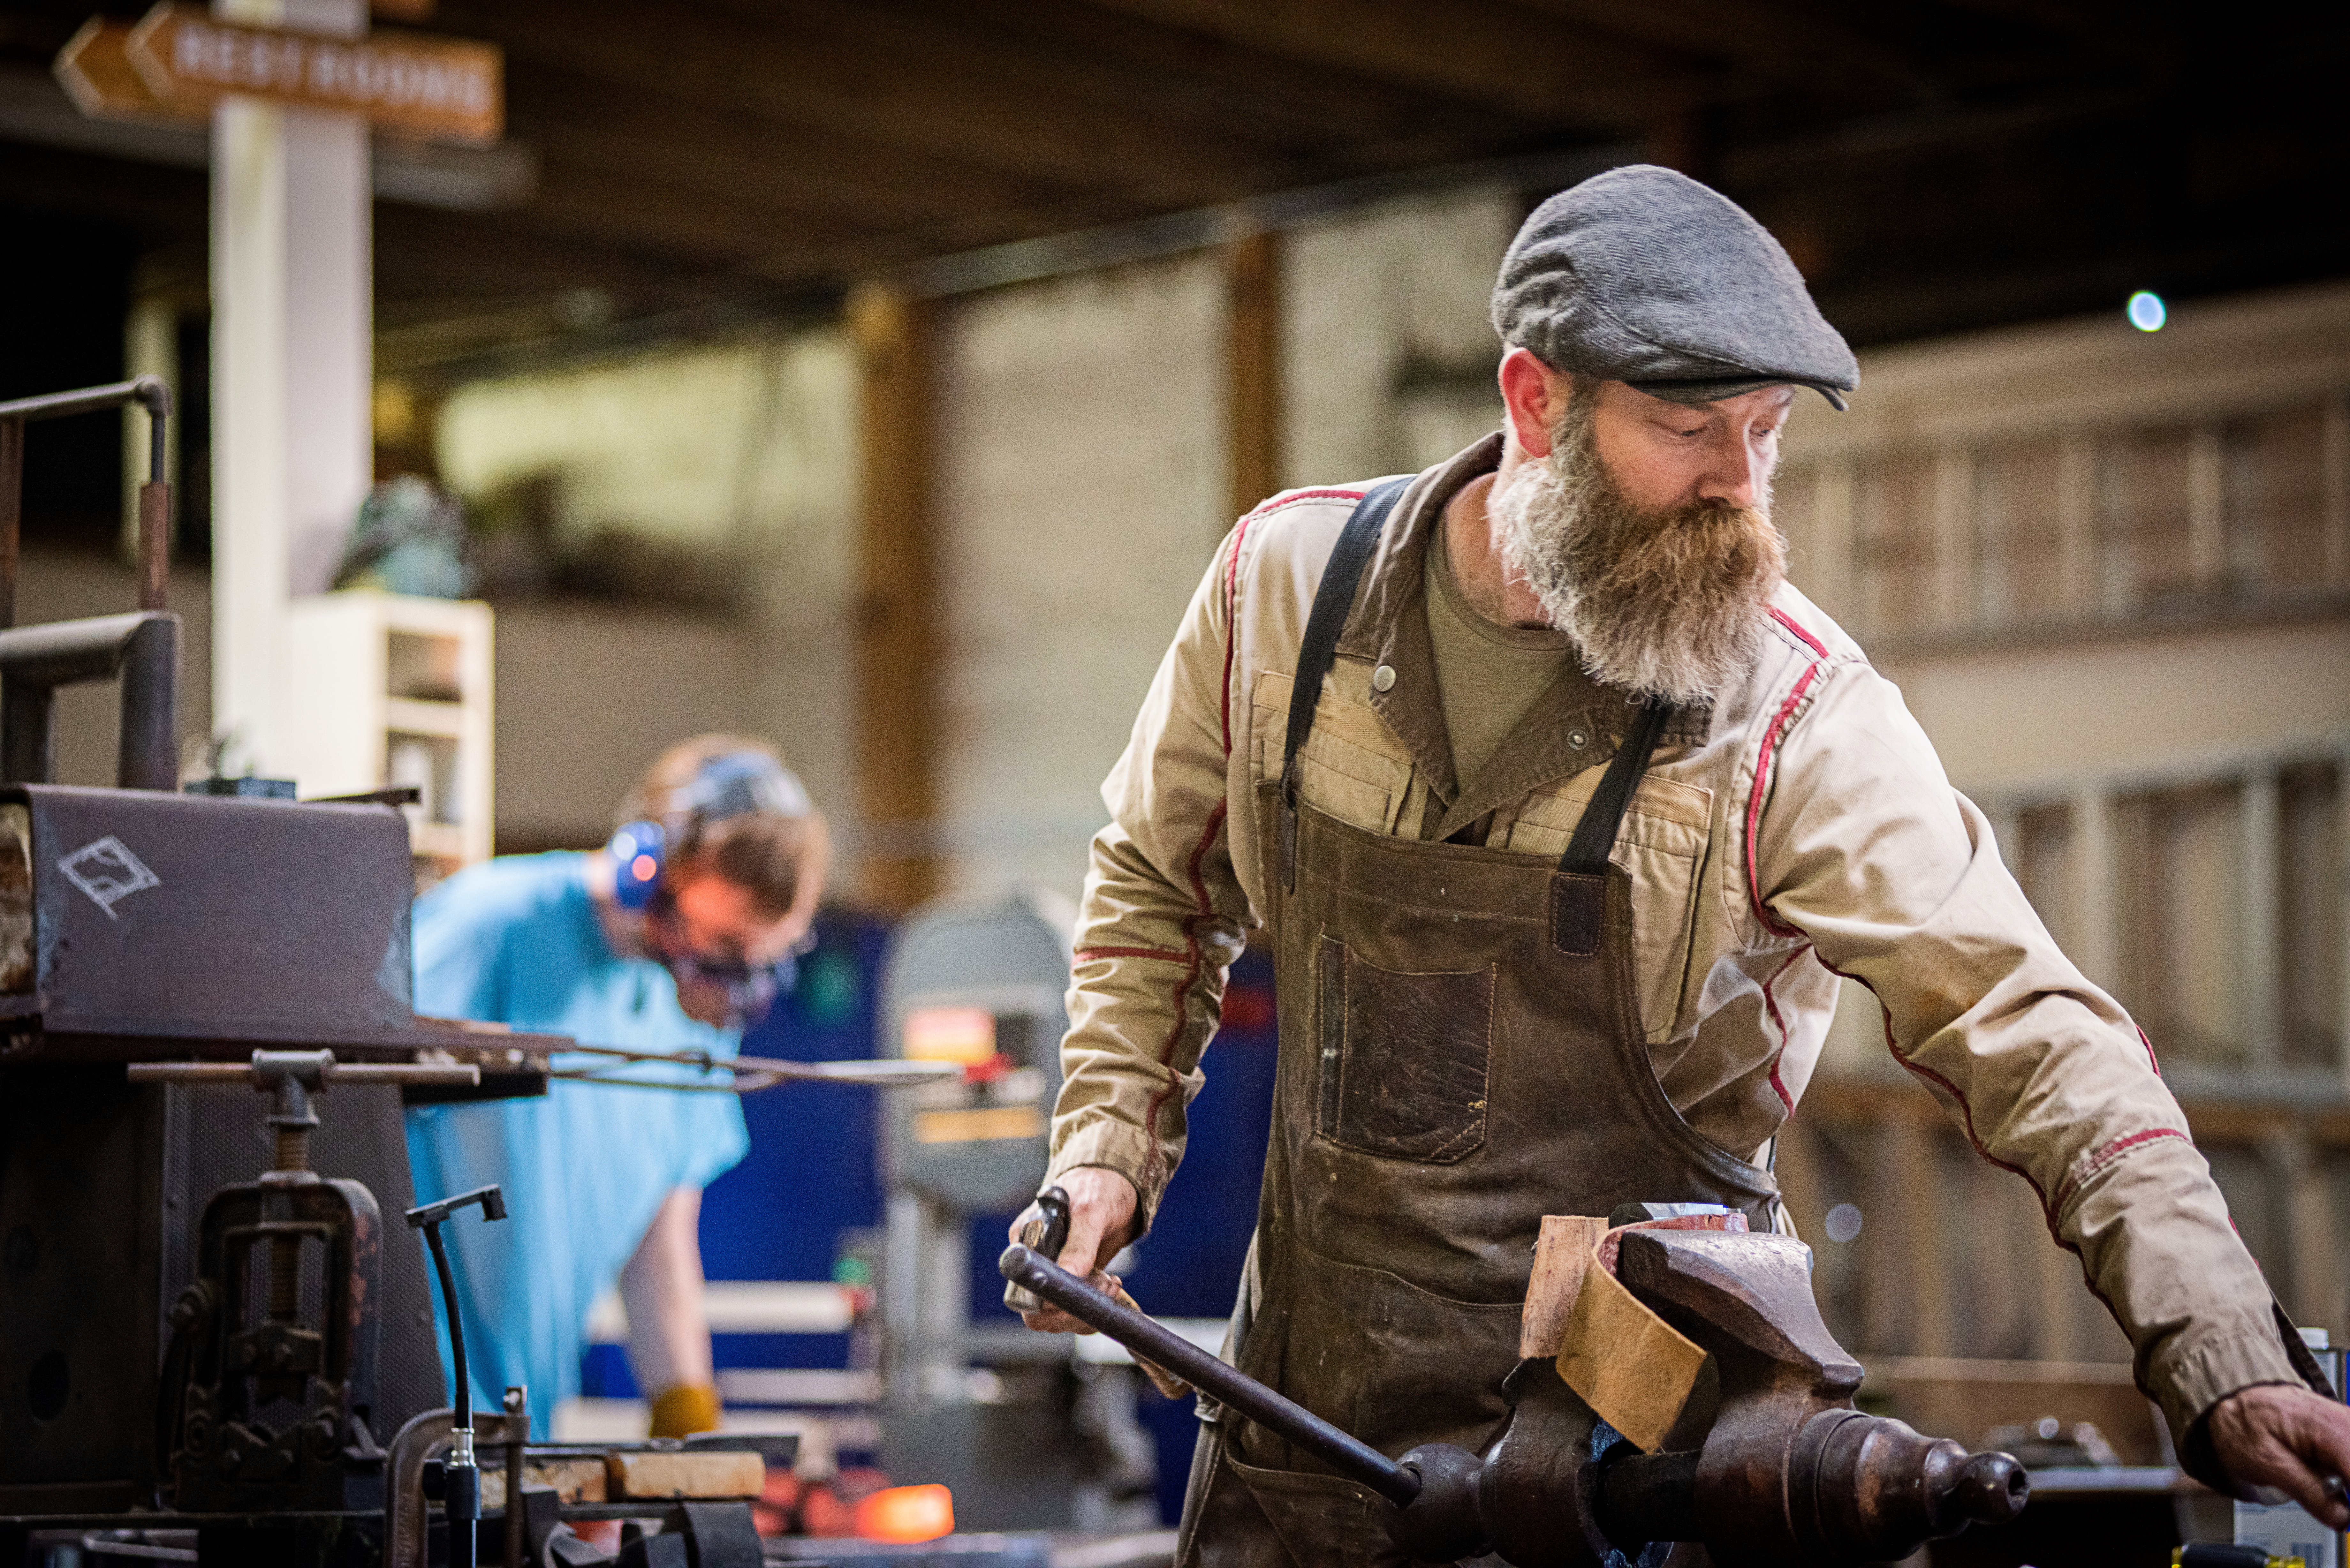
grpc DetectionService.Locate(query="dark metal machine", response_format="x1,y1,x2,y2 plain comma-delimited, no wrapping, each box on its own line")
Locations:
1002,1224,2031,1567
0,383,919,1568
0,383,569,1564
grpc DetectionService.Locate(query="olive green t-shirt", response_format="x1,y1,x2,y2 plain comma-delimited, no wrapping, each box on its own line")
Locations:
1424,525,1583,791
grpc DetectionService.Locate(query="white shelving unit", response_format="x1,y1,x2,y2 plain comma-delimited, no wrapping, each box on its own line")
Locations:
283,590,494,884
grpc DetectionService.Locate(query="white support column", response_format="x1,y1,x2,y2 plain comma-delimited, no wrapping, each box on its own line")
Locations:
2324,394,2350,590
2058,432,2098,618
1932,447,1974,632
208,0,371,778
2188,424,2227,591
121,292,178,561
211,92,291,771
2242,767,2282,1071
2071,783,2118,990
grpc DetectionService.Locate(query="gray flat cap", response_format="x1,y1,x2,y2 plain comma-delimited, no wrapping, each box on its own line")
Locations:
1491,164,1858,410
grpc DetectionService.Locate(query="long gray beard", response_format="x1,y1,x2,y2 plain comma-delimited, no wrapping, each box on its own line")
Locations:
1489,406,1786,706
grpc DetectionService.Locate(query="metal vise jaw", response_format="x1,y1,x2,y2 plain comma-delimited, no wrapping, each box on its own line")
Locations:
1467,1229,2026,1567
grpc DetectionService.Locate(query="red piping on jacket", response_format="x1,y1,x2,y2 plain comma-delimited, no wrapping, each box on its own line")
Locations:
1138,799,1229,1199
1759,947,1808,1115
1743,609,1826,939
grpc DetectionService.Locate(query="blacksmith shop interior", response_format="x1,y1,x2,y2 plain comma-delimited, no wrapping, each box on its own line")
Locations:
4,3,2350,1566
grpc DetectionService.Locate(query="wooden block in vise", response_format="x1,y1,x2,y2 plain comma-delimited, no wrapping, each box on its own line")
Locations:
481,1457,609,1510
607,1449,766,1500
1520,1215,1610,1358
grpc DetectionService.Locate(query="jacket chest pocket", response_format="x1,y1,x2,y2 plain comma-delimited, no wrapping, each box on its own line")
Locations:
1502,774,1712,1044
1316,936,1494,1164
1254,669,1412,839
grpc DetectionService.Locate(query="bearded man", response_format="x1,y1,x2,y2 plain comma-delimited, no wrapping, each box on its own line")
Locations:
1021,165,2350,1565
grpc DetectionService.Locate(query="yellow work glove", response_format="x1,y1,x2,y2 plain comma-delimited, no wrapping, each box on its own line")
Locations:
648,1382,723,1438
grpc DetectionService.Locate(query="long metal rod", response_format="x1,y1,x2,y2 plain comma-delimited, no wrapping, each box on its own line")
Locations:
127,1060,482,1087
998,1243,1421,1506
0,375,172,651
0,376,170,425
552,1041,959,1084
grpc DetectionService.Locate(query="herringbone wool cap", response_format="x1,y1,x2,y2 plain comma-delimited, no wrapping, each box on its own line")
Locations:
1491,164,1859,410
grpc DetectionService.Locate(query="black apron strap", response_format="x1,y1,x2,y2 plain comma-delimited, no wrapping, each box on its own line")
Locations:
1278,477,1412,890
1558,699,1669,876
1551,699,1670,955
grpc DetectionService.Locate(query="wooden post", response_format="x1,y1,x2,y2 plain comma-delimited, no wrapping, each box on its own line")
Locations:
2031,1207,2086,1361
1811,460,1856,629
1891,1119,1956,1357
2242,767,2282,1070
1932,447,1974,632
1227,230,1282,525
2187,424,2227,591
2070,783,2118,989
2058,432,2098,618
1771,1119,1832,1261
2323,394,2350,590
850,282,939,913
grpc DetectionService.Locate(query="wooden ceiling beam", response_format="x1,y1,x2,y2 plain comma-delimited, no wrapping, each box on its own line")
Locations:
799,0,1540,155
437,0,1309,206
373,206,718,312
508,156,884,268
1070,0,1680,127
0,141,208,246
498,70,1056,229
1503,0,1940,103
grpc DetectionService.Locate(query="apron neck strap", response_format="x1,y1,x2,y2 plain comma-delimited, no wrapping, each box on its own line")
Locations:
1279,476,1412,889
1557,698,1670,877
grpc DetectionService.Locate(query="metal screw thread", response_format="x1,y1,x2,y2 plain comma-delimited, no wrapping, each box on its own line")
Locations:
274,1125,310,1172
270,1236,299,1320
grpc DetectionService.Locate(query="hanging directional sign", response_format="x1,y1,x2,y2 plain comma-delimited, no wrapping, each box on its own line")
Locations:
53,17,208,126
54,2,502,147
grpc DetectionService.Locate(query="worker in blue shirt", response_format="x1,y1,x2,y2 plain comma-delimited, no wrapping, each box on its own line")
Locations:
405,735,828,1439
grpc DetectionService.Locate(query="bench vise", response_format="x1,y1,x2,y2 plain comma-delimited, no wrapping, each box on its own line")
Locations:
1001,1226,2026,1567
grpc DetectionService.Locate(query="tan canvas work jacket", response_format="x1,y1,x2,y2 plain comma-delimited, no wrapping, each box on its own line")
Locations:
1049,433,2301,1444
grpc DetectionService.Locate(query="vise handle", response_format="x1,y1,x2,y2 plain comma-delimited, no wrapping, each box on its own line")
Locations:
1000,1242,1422,1506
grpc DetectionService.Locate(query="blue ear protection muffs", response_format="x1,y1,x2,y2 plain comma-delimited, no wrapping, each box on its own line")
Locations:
608,819,669,911
608,751,813,911
606,750,816,1024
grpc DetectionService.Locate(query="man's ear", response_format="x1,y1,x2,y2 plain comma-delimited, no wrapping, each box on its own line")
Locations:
1499,347,1566,459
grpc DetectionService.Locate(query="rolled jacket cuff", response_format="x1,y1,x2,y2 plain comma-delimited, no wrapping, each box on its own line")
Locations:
1047,1117,1162,1233
2149,1315,2307,1483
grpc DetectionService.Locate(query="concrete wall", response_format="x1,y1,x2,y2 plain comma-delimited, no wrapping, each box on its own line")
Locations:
1281,185,1515,489
429,328,860,847
918,186,1520,901
930,253,1226,896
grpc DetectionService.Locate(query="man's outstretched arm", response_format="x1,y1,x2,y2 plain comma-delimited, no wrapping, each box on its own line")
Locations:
1754,656,2330,1496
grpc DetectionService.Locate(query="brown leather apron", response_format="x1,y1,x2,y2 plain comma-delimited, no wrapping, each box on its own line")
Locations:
1178,483,1779,1568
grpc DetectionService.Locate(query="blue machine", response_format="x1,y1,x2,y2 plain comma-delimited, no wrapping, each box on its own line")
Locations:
636,911,1278,1529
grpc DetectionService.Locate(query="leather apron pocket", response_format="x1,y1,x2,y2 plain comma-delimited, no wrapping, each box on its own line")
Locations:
1237,1241,1522,1464
1221,1451,1390,1568
1316,936,1495,1163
